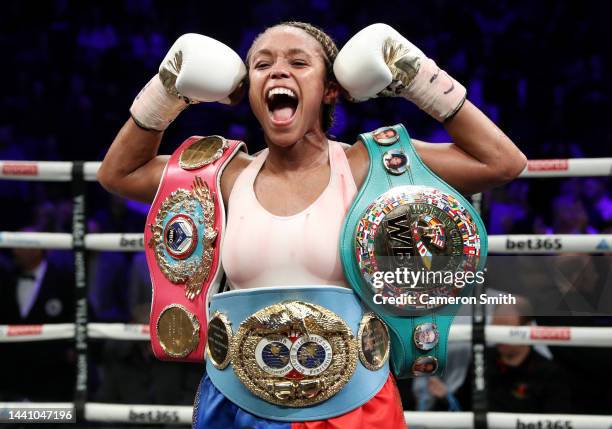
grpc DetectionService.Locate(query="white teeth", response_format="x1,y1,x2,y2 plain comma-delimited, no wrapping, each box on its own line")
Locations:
267,87,297,100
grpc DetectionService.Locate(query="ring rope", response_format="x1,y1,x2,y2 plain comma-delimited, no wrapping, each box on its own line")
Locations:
1,323,610,347
0,324,74,341
70,160,89,421
0,161,100,182
1,232,610,254
521,158,612,178
2,158,611,425
1,403,611,428
1,158,611,182
403,411,612,429
488,234,612,254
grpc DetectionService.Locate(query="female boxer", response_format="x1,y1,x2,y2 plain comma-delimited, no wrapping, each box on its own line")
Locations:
98,22,526,429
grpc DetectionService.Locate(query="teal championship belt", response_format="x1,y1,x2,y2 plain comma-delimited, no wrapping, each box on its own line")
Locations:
340,124,487,378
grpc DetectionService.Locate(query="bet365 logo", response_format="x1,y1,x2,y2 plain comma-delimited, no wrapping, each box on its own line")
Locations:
506,238,562,251
515,419,572,429
120,235,145,248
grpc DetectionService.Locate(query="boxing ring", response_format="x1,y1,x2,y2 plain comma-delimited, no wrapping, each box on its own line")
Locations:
1,157,611,428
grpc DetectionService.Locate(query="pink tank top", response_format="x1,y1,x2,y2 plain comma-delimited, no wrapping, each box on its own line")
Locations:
221,141,358,290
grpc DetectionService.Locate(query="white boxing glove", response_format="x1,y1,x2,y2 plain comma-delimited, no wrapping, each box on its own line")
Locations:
130,33,246,131
334,23,466,122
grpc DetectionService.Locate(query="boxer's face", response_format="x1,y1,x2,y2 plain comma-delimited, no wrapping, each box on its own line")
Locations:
389,156,403,167
376,129,395,139
248,26,336,146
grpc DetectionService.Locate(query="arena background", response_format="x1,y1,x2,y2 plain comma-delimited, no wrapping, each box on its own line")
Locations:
0,1,611,428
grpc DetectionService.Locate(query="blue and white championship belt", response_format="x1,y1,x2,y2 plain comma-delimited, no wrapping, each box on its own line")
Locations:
203,286,390,421
340,124,488,378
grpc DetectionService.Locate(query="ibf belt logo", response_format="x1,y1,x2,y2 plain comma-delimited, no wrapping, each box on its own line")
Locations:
254,333,333,378
231,301,357,407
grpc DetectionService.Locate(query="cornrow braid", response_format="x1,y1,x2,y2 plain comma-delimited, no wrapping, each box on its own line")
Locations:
247,21,340,132
279,21,338,81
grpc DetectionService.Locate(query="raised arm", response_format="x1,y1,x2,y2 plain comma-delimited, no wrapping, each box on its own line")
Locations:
337,24,526,195
97,33,246,203
413,100,526,195
97,119,168,203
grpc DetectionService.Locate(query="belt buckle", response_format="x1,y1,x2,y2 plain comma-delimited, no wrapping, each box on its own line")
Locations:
230,301,358,407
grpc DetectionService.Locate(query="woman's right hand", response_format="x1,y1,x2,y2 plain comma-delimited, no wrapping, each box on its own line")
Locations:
131,33,246,131
98,34,246,203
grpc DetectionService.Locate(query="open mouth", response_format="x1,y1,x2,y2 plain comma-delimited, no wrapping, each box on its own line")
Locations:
266,87,299,125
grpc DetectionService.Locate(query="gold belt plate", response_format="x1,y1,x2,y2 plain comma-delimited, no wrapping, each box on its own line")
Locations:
230,301,358,407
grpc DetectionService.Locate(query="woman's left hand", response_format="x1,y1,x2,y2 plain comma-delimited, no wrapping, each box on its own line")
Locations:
333,23,466,123
338,24,528,194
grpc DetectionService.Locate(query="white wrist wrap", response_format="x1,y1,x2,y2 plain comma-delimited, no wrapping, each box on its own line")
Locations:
129,75,188,131
334,23,467,122
398,57,466,122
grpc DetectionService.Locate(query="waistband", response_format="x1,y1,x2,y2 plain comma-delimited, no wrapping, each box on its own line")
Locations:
205,286,390,421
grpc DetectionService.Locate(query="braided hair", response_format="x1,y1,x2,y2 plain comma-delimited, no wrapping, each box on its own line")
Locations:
247,22,339,132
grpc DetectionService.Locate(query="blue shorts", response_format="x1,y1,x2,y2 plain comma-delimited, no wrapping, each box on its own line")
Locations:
192,374,406,429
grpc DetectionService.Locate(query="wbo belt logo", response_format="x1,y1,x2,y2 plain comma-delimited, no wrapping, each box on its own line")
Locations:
163,214,197,259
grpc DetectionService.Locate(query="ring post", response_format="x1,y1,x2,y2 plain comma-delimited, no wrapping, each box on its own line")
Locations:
71,161,88,422
471,192,488,429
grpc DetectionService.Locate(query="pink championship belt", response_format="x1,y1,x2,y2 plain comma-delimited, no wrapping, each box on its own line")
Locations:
145,135,245,362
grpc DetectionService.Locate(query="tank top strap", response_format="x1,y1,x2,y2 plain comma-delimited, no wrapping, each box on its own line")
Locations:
227,148,268,207
329,141,354,180
328,141,358,210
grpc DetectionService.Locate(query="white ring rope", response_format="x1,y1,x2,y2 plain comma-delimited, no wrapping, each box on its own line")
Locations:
0,323,75,341
84,402,192,425
1,158,611,182
1,323,611,347
449,325,612,347
521,158,612,178
1,231,610,254
488,234,612,254
85,233,145,251
0,232,143,251
0,232,73,249
1,403,611,428
0,161,100,182
1,159,611,426
87,322,151,341
403,411,612,429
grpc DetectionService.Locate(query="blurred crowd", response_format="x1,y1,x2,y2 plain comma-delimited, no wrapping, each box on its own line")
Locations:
1,0,611,422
